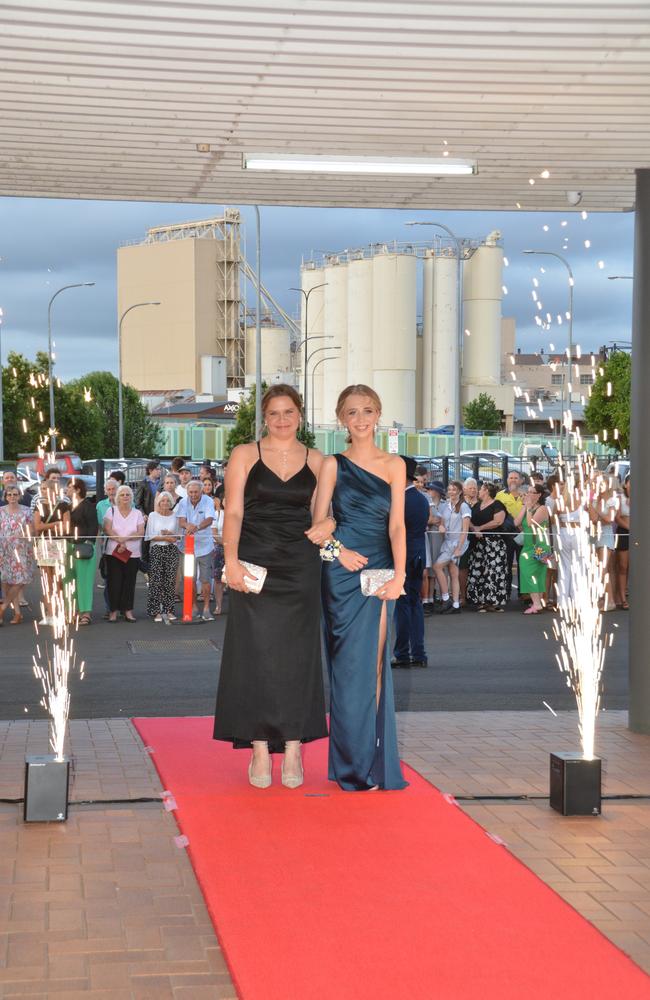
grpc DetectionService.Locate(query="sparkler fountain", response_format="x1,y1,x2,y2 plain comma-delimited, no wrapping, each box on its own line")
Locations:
24,455,85,822
548,442,613,815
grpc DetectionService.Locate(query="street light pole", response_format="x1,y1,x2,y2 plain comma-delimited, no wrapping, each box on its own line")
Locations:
523,250,574,458
47,282,95,452
311,354,341,430
290,283,327,430
118,301,160,458
254,206,263,441
405,221,464,472
307,345,341,428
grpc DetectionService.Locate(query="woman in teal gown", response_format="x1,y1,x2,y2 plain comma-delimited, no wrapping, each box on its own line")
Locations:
308,385,408,792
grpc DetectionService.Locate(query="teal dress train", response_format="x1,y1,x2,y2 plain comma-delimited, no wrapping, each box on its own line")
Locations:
322,455,407,792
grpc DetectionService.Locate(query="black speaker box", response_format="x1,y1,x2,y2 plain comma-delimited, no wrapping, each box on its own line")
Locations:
24,755,70,822
550,751,601,816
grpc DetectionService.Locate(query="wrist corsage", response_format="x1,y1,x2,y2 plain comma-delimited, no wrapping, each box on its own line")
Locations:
320,538,342,562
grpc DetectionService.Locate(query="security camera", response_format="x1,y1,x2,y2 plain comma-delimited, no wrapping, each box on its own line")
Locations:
566,191,583,206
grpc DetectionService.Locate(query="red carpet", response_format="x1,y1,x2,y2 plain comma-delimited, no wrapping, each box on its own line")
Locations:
133,717,649,1000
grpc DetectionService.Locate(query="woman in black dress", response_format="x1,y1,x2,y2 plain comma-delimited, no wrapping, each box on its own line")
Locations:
466,481,508,612
214,384,328,788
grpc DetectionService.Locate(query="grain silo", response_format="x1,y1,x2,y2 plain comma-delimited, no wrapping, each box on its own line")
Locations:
322,259,348,425
244,323,291,383
371,250,417,428
346,256,374,387
300,264,327,425
431,252,458,428
462,244,503,387
421,252,436,428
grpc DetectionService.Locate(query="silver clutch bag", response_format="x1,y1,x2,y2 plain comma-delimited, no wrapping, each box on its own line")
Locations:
221,560,267,594
360,568,395,597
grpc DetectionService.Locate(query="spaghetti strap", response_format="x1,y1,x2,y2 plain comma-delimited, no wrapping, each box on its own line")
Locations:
304,445,309,465
256,441,261,457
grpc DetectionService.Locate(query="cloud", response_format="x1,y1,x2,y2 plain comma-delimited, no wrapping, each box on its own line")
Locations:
0,197,634,380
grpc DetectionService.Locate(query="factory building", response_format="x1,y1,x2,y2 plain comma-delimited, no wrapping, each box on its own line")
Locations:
301,236,514,431
118,213,243,397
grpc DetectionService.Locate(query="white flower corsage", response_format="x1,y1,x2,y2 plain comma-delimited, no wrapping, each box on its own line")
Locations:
319,538,342,562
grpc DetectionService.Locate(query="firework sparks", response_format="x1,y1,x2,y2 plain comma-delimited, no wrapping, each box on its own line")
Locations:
32,516,84,761
549,462,611,760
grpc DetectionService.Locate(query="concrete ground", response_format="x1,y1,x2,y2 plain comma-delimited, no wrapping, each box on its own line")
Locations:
0,576,646,996
0,712,648,997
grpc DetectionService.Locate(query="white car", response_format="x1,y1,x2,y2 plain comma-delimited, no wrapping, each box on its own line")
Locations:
605,460,630,482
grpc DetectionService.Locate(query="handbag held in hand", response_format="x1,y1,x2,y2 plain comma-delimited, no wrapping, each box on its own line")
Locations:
222,561,267,594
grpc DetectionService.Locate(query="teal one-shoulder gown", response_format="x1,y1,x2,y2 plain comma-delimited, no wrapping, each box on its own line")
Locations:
322,454,407,792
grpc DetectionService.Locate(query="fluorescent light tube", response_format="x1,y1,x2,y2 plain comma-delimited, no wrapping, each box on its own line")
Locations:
242,154,477,176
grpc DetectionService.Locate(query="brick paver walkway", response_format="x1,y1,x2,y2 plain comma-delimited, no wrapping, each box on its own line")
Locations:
0,711,648,996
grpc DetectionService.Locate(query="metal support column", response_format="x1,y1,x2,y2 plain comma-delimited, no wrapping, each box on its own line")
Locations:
629,168,650,732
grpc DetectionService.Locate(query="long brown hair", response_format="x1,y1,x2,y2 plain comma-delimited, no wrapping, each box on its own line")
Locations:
448,480,465,513
261,383,303,416
261,384,303,434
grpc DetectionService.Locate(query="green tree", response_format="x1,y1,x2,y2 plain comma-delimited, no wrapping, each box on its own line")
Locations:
1,351,52,459
0,354,163,461
462,392,502,432
583,350,631,450
66,371,164,458
225,384,315,457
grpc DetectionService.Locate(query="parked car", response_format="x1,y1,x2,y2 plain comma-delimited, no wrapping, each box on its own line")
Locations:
605,459,630,482
518,443,560,473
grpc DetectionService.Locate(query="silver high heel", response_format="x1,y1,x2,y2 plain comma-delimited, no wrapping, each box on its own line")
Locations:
281,755,304,789
248,743,272,789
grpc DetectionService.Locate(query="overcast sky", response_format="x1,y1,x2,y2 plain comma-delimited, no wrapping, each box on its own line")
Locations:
0,196,634,381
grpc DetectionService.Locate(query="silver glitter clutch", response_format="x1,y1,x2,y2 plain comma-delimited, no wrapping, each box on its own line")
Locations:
360,569,395,597
221,561,267,594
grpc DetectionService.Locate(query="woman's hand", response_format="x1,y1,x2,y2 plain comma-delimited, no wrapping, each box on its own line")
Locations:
377,575,405,601
305,517,335,546
474,530,483,540
338,547,368,573
224,560,254,593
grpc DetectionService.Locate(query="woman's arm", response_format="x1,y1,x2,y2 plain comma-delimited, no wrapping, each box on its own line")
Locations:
478,510,506,533
378,456,406,601
305,454,338,545
222,444,257,591
513,505,527,528
454,515,470,556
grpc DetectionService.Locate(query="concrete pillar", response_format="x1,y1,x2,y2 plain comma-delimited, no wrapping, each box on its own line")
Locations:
629,168,650,733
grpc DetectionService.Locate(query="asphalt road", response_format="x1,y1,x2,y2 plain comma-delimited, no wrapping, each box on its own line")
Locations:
0,579,629,720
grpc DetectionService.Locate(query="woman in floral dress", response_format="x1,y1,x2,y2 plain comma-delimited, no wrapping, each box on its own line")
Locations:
0,486,35,625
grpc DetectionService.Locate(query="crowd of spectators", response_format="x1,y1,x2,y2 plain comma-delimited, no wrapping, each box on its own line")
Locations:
0,458,225,625
412,463,631,620
0,454,631,630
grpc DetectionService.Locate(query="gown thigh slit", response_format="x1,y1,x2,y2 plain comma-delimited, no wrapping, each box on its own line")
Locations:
322,454,407,792
213,446,328,754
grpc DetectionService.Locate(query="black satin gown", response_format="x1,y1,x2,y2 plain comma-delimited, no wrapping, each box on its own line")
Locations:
213,444,328,753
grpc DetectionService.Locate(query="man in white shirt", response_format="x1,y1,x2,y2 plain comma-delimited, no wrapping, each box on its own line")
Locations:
176,480,215,620
175,466,194,499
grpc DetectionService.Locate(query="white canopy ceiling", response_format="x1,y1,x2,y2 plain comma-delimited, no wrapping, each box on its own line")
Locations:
1,1,650,211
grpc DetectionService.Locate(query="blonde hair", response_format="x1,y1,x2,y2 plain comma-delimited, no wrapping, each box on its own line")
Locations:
335,384,382,442
115,484,133,503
